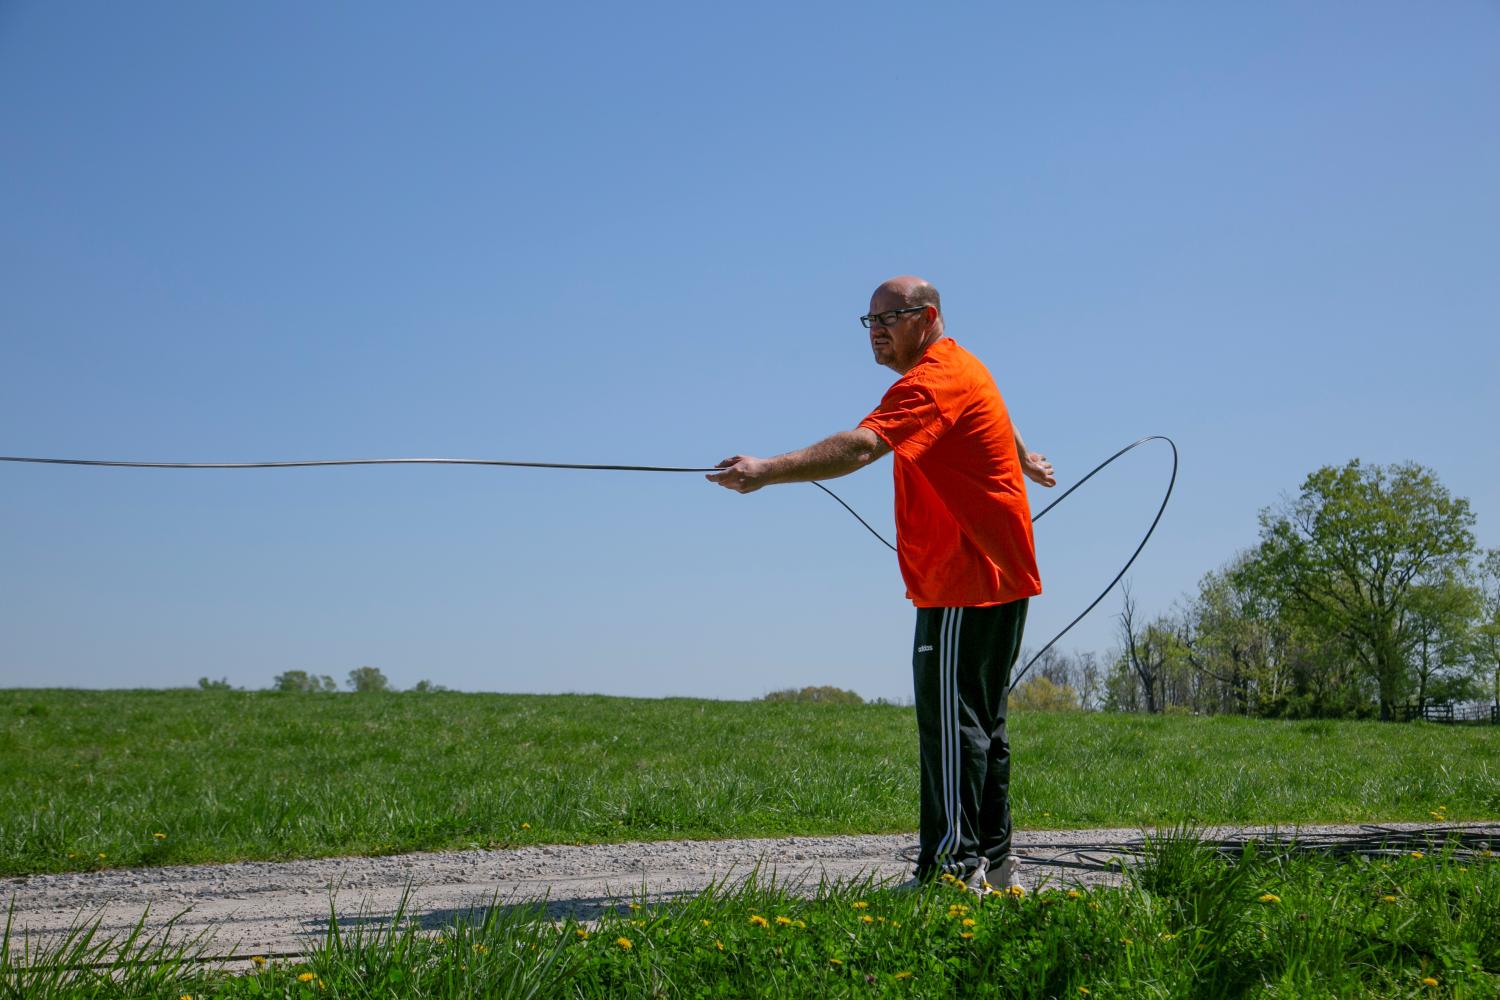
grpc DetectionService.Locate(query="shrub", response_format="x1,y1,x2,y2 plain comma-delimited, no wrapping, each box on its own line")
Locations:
759,685,863,704
1011,675,1081,712
271,670,338,693
347,666,391,693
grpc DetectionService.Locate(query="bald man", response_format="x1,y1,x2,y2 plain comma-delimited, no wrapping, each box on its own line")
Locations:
709,276,1054,895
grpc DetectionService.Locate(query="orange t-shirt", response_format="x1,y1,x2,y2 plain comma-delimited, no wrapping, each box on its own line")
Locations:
858,338,1041,608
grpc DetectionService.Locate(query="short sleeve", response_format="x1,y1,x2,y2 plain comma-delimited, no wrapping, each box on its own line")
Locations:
859,379,948,460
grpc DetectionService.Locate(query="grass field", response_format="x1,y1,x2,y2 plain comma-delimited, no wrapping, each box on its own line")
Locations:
5,834,1497,998
2,689,1498,876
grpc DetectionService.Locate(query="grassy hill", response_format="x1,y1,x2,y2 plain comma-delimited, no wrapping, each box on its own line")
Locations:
2,689,1496,875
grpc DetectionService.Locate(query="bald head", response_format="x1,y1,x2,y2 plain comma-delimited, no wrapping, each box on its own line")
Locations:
873,275,941,315
867,275,945,374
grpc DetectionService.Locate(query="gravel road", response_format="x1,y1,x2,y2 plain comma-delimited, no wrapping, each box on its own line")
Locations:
2,822,1474,962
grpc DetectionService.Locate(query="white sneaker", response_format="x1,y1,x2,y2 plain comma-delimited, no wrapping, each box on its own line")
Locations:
992,855,1024,897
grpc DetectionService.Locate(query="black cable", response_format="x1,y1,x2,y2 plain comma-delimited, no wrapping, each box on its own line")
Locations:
1,439,1177,696
812,436,1178,693
0,455,717,473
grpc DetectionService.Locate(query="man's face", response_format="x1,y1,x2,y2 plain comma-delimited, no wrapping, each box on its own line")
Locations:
866,290,934,373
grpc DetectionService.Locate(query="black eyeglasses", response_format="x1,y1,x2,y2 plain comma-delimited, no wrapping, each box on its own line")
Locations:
859,306,927,329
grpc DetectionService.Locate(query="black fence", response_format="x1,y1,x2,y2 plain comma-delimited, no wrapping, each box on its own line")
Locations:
1401,701,1500,724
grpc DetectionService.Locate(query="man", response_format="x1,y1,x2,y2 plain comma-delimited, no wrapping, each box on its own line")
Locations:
708,275,1055,895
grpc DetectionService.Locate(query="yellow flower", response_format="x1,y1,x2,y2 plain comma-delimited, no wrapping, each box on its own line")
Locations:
851,900,869,909
1381,894,1398,904
1067,889,1082,899
616,936,633,950
1409,851,1424,860
1422,976,1439,987
153,832,166,840
628,902,641,911
749,914,769,928
520,822,530,829
179,995,193,1000
1258,893,1281,904
829,957,843,965
1005,885,1026,898
1079,989,1091,997
250,955,267,966
575,929,589,939
895,971,913,980
1160,932,1176,941
960,931,974,939
316,981,325,991
715,939,724,951
298,972,316,982
97,853,106,860
701,918,712,926
472,944,488,953
775,915,793,926
860,915,874,924
961,918,976,927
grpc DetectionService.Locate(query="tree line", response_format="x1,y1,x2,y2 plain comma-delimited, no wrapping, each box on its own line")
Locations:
197,666,447,693
1015,460,1497,721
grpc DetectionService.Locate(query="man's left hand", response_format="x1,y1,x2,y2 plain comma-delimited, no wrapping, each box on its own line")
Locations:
1022,451,1056,488
707,455,774,494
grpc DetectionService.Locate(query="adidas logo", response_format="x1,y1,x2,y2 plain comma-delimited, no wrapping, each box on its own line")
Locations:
917,644,934,652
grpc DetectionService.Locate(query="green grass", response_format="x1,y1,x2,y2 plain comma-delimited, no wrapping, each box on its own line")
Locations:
5,835,1497,998
2,690,1497,876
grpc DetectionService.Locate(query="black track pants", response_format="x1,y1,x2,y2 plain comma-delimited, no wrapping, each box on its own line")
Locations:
911,599,1028,879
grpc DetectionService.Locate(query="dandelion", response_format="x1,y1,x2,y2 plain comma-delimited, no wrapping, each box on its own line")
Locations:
793,919,806,928
1079,989,1091,997
628,902,641,911
1088,901,1101,911
1067,889,1082,899
616,937,633,950
715,939,724,951
179,995,193,1000
960,931,974,939
1005,885,1025,898
316,981,325,991
631,919,645,928
472,944,488,954
829,958,843,965
1381,895,1399,904
701,919,712,927
153,832,166,840
250,955,267,966
895,971,913,980
1422,976,1439,987
851,900,869,909
575,929,589,939
860,915,874,924
1410,851,1424,860
1160,932,1176,941
298,972,316,983
775,915,793,926
520,823,530,830
749,914,769,928
97,853,106,860
961,918,976,928
1257,893,1281,904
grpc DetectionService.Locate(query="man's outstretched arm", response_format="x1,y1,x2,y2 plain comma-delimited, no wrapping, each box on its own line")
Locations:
707,428,890,494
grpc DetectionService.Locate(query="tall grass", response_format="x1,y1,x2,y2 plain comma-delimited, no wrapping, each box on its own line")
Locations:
4,835,1496,997
2,689,1496,875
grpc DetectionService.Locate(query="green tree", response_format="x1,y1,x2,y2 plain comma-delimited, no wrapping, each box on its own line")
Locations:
272,670,337,693
1407,574,1482,706
1472,549,1500,707
759,685,863,704
197,676,234,691
1249,460,1477,720
410,679,448,693
1011,675,1081,712
347,665,391,693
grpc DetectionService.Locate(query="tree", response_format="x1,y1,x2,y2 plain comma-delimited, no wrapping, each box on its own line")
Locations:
1407,574,1482,706
1117,584,1179,714
1472,550,1500,706
410,679,449,693
347,666,391,693
1249,461,1477,719
197,676,234,691
759,686,863,704
273,670,338,693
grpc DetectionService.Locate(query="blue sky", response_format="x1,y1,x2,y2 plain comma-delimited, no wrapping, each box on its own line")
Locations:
3,2,1496,700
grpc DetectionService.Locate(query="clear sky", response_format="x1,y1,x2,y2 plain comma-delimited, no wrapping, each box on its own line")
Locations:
3,2,1496,700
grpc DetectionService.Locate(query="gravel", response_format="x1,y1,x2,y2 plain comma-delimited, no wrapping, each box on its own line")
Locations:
0,822,1464,961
